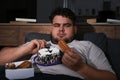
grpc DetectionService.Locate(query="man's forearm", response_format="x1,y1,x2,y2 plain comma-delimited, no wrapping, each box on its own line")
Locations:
0,47,27,65
77,64,117,80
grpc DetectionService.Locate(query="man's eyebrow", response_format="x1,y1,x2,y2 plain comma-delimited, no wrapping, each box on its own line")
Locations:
63,23,71,24
53,23,60,25
63,23,73,25
53,23,72,25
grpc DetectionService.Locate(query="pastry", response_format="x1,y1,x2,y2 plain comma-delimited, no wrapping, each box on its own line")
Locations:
16,61,31,69
6,63,16,69
58,40,71,52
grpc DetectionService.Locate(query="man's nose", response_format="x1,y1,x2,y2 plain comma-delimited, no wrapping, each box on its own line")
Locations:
59,26,65,32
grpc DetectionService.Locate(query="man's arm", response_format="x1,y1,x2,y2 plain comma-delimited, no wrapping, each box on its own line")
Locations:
0,39,46,65
0,47,27,65
62,50,117,80
77,63,117,80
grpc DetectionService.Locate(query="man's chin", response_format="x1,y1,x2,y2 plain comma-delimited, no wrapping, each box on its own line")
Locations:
51,38,72,44
51,38,59,44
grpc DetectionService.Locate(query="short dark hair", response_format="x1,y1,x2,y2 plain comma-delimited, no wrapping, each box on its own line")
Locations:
49,8,76,25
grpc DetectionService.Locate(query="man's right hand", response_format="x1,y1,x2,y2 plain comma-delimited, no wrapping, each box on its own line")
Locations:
20,39,47,54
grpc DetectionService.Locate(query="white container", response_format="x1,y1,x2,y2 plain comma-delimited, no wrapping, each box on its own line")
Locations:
5,60,34,80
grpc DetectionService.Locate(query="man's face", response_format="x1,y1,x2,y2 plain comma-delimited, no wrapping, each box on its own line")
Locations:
51,15,77,43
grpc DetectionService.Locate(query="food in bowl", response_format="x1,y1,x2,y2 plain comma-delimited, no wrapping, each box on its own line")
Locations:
37,46,62,66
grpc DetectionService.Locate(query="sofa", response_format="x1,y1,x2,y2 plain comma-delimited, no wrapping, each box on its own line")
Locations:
25,32,120,80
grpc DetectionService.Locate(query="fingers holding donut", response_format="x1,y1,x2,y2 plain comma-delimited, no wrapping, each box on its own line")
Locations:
20,39,47,54
37,39,47,49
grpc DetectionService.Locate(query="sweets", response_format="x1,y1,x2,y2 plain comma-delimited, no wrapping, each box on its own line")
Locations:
37,46,62,65
58,40,71,52
6,63,16,69
16,60,31,69
6,60,32,69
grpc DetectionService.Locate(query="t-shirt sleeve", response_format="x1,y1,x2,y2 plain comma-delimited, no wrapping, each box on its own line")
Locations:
87,41,115,74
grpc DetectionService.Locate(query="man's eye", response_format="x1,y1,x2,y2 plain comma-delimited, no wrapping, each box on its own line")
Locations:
53,24,60,27
64,24,72,27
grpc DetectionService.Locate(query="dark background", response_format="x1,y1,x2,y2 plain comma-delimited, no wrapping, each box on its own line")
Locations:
0,0,119,23
0,0,36,23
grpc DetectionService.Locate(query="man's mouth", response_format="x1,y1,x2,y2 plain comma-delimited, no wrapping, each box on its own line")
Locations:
57,33,65,38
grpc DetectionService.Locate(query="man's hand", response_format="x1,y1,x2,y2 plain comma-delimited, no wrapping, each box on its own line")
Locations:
20,39,47,54
62,49,117,80
62,49,85,71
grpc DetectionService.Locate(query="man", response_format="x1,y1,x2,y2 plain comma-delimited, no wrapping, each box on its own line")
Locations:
0,7,117,80
30,8,117,80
